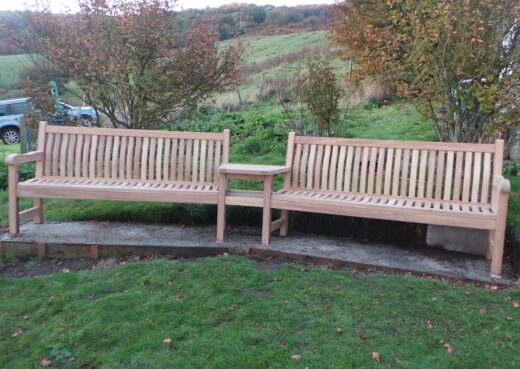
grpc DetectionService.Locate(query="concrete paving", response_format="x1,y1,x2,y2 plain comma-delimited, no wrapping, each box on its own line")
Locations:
1,221,515,284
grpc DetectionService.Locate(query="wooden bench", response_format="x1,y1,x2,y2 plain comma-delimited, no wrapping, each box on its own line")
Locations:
6,122,230,235
270,133,510,277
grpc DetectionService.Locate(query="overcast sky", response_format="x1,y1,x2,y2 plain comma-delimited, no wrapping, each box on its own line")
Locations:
0,0,336,12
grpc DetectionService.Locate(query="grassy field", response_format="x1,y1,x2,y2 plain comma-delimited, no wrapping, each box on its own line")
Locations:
1,256,519,369
0,54,32,99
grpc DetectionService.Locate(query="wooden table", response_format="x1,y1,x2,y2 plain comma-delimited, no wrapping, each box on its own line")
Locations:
216,163,290,245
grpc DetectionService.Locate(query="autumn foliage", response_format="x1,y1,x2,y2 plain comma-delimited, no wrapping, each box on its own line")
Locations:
17,0,245,129
332,0,519,143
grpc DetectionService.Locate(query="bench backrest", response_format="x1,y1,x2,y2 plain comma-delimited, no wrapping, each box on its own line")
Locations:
284,134,504,205
36,122,230,184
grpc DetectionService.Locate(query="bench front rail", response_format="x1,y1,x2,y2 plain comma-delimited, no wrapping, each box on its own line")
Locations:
272,133,510,277
6,122,230,235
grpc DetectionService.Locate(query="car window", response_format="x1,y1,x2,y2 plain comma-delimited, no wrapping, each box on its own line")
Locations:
8,102,32,115
0,105,6,116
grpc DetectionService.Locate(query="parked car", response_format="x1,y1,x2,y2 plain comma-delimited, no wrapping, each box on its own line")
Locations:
0,97,98,144
0,97,32,144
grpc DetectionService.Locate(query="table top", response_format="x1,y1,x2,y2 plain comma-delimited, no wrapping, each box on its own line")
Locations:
219,163,291,176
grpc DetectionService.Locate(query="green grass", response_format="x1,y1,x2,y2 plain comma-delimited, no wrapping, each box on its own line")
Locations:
508,176,520,232
0,54,33,99
1,256,519,369
340,101,438,141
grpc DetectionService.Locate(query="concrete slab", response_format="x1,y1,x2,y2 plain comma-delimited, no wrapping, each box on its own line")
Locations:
426,225,488,256
0,221,515,285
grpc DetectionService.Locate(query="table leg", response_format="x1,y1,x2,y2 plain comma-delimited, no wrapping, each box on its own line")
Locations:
261,175,273,245
216,174,227,242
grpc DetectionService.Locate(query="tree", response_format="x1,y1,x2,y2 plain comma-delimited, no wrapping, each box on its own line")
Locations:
332,0,519,143
303,60,342,136
17,0,245,129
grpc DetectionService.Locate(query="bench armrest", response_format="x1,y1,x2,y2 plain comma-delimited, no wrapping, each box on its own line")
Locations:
493,175,510,193
5,151,44,166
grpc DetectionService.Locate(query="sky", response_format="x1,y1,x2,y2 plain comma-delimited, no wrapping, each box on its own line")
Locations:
0,0,336,12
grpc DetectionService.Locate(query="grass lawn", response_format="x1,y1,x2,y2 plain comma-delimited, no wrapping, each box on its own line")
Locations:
1,256,519,369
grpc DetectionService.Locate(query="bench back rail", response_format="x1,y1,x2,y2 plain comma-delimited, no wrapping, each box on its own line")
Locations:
284,134,503,205
38,124,230,184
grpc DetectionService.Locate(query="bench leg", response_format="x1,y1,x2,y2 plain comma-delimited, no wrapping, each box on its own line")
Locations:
8,166,19,235
490,194,508,278
261,176,273,245
33,198,43,224
280,210,289,236
216,175,227,242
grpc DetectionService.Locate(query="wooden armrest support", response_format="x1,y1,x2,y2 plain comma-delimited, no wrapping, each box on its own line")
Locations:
5,151,44,166
493,175,510,193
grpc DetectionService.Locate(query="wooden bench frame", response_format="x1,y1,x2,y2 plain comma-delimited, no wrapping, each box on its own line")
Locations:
6,122,230,235
269,133,510,278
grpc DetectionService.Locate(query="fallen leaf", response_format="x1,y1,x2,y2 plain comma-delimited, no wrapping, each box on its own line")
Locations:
61,268,70,273
11,328,23,337
512,301,520,308
23,315,30,320
163,338,172,345
279,339,286,348
371,352,380,362
479,307,487,314
443,343,454,353
40,358,52,367
68,357,75,362
426,321,433,330
506,334,512,341
336,327,344,334
291,354,301,360
359,333,369,340
506,316,514,321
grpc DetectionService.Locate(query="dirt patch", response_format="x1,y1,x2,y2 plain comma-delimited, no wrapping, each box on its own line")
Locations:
255,260,282,273
0,258,97,278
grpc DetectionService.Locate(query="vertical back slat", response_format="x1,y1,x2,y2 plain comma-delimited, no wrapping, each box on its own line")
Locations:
292,143,302,188
400,149,410,197
426,150,436,199
96,135,105,178
336,146,346,191
328,146,339,191
170,139,178,181
126,136,134,180
148,137,157,180
383,148,394,196
52,133,62,176
133,137,142,180
321,145,331,191
156,138,164,181
462,152,473,202
118,136,127,179
471,152,482,203
44,133,54,176
351,147,362,193
81,135,90,178
74,134,83,177
89,135,98,178
59,133,69,177
200,140,207,183
67,134,76,177
359,147,369,193
375,147,385,195
434,151,445,200
111,136,120,179
367,147,377,194
453,151,464,201
306,144,317,189
103,135,112,178
391,149,402,196
344,146,354,192
206,140,213,183
300,144,310,189
408,149,419,198
481,152,492,203
184,139,192,181
313,145,324,190
443,151,454,201
192,139,199,182
213,140,221,182
417,149,428,198
141,137,149,180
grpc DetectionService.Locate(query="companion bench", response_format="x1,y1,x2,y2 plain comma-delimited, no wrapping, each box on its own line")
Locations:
270,133,510,277
6,122,230,234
